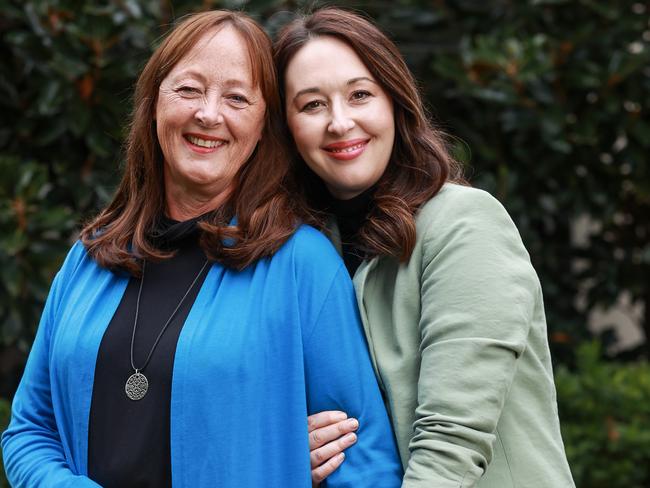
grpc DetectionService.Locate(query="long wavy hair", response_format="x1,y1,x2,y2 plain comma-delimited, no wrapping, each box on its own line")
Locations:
274,7,465,262
82,10,306,274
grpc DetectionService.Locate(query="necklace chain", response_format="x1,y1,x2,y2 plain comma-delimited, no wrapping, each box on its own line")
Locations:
125,258,209,400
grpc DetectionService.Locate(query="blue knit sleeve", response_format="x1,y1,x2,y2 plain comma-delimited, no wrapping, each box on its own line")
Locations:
293,229,402,487
1,242,100,487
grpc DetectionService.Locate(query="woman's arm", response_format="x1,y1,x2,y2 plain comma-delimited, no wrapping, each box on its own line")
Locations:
301,262,402,488
401,189,538,487
2,253,100,487
306,188,555,487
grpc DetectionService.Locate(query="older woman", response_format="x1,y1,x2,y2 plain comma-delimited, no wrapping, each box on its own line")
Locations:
275,7,576,488
1,11,402,488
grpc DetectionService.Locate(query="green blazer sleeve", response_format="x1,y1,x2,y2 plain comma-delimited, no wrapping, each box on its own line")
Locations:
403,188,543,486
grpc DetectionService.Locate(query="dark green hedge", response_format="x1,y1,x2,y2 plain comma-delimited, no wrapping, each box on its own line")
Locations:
555,343,650,487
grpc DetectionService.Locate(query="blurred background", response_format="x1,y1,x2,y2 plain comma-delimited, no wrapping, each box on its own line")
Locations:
0,0,648,486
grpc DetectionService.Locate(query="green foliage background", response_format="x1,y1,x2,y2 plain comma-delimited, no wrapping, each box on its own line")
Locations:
1,0,648,486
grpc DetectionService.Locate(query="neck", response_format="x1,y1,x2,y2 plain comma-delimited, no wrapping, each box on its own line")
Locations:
165,184,233,221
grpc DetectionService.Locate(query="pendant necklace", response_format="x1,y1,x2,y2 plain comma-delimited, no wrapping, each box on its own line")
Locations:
125,258,209,401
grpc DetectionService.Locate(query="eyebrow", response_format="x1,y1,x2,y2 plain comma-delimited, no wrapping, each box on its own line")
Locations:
292,77,378,102
172,69,207,83
221,78,251,89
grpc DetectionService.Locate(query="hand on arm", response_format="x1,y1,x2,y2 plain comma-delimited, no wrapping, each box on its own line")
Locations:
308,411,359,486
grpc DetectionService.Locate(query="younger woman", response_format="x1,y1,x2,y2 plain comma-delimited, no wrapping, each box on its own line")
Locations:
275,8,575,487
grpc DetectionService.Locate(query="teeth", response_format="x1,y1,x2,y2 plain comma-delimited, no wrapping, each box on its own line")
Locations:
329,143,365,153
187,135,224,148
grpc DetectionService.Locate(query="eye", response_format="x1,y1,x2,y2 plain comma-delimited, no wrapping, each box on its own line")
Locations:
300,100,326,112
175,86,201,96
350,90,372,102
227,94,250,106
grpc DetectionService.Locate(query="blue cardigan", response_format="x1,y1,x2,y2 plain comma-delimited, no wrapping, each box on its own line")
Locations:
2,226,402,487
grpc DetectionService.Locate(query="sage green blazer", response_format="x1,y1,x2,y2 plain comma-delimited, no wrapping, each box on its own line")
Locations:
330,184,575,488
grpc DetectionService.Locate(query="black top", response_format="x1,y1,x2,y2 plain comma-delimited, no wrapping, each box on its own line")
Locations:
87,216,210,488
327,187,375,276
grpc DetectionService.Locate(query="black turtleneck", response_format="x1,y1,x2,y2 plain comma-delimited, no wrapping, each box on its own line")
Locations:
327,187,375,276
87,216,210,488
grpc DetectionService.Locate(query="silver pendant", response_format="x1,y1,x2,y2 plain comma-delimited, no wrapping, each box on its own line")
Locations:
125,371,148,400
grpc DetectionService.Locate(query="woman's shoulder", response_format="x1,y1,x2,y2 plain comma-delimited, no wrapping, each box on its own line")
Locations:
59,239,92,274
275,224,351,307
416,183,526,255
55,239,124,290
283,224,344,269
416,183,516,231
40,240,104,318
419,183,508,220
53,239,113,287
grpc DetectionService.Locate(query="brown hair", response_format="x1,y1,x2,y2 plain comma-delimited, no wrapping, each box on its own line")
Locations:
274,7,464,261
82,10,306,274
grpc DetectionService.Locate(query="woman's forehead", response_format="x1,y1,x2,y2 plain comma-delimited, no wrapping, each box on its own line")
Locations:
285,36,372,91
164,26,261,88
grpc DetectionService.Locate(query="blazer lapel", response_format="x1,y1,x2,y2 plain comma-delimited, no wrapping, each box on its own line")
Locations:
353,258,384,384
327,217,383,381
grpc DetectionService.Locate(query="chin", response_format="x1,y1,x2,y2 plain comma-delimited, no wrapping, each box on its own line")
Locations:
186,169,224,185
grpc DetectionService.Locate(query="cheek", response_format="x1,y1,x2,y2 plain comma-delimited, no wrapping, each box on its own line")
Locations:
366,109,394,174
156,104,193,161
231,108,266,141
156,118,178,158
379,118,396,149
288,116,318,152
158,103,191,136
367,101,394,132
376,125,395,174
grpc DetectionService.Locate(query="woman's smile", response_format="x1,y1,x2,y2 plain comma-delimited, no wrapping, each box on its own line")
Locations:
183,133,228,153
322,138,370,160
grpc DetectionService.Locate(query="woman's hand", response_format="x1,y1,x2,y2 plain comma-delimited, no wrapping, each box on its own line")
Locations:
309,411,359,486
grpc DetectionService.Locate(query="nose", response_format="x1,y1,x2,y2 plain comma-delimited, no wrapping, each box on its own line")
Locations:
194,97,224,127
327,101,355,135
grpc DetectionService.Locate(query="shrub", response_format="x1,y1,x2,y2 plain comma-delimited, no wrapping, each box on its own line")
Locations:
556,342,650,487
0,0,166,397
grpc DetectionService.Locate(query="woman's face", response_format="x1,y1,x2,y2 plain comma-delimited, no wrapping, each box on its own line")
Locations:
156,26,266,215
284,36,395,200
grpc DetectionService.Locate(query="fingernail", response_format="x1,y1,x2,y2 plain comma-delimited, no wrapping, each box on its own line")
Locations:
343,433,357,445
333,412,348,421
347,419,359,429
337,452,345,461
